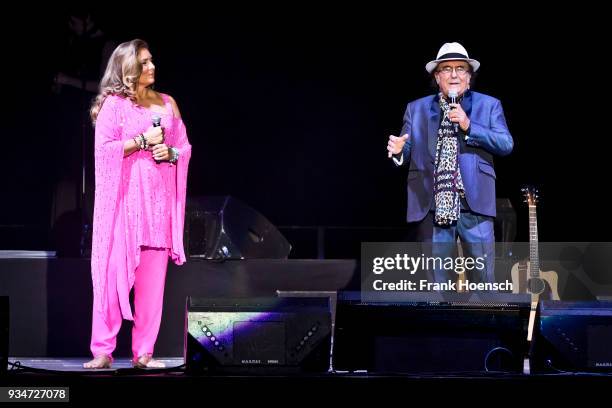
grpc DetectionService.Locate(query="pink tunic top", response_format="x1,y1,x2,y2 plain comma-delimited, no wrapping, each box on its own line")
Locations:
91,93,191,321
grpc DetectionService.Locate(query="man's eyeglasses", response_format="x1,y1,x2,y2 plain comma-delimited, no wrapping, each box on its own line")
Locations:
437,66,470,76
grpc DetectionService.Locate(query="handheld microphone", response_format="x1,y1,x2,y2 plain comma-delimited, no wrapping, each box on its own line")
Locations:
448,91,459,133
152,115,162,163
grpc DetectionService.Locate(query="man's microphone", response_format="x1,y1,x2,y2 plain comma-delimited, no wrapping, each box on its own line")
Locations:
152,115,162,163
448,90,459,133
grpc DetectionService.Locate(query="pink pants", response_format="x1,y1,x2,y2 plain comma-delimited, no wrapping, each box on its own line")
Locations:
90,246,169,359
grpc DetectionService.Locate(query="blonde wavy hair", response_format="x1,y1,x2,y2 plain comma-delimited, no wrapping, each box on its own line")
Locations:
90,39,149,124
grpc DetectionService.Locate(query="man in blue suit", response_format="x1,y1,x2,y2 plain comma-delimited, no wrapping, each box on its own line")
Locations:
387,42,513,285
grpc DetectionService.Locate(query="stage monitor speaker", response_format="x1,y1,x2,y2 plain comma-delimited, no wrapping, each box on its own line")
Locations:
184,196,291,260
1,296,8,376
531,301,612,373
333,291,529,374
185,296,331,373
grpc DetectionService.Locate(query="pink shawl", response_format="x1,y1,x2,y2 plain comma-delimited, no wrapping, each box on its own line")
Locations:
90,94,191,321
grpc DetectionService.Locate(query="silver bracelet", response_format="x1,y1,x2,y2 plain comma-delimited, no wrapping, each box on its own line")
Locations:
169,147,179,163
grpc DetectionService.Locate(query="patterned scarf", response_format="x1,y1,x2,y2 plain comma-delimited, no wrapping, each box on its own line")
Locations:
433,93,464,226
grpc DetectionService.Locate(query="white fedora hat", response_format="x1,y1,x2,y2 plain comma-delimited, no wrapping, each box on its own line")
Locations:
425,42,480,74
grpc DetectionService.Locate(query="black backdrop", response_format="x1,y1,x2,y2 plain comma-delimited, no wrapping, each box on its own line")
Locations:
2,6,609,252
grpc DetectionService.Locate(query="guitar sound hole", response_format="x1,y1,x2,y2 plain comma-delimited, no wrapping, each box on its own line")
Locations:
527,278,546,295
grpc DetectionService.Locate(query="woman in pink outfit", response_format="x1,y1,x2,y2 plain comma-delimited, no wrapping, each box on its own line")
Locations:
84,39,191,369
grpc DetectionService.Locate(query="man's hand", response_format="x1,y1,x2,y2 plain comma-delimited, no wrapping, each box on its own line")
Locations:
387,134,409,158
449,103,470,131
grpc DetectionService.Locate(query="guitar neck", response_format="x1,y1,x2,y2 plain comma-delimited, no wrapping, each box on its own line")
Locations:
529,204,539,277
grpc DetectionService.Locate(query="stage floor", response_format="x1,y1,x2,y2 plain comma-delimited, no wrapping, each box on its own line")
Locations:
8,357,185,372
3,357,612,403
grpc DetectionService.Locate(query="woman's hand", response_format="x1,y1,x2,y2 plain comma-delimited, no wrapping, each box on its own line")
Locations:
143,126,164,148
151,143,172,161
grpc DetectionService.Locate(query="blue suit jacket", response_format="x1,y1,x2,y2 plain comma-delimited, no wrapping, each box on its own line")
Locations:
399,91,513,222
